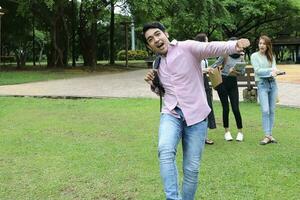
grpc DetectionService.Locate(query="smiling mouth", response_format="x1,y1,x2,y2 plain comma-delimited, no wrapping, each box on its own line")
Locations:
157,43,164,49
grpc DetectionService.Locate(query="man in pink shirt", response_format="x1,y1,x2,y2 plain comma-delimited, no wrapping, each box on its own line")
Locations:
143,22,249,200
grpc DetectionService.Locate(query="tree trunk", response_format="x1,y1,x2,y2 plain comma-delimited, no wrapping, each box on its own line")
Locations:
14,48,26,69
81,25,97,67
79,4,97,68
47,6,69,68
109,1,115,64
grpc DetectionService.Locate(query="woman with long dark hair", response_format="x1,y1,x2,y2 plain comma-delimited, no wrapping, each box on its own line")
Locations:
211,37,245,142
251,35,283,145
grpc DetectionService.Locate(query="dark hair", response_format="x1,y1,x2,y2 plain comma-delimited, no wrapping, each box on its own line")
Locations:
259,35,273,63
228,36,241,58
142,22,166,44
194,33,207,42
229,37,238,41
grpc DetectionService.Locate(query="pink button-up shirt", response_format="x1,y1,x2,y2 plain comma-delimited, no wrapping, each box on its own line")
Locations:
158,39,237,126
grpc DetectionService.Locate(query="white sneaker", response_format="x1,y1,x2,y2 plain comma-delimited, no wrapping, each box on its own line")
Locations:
224,132,233,141
236,132,244,142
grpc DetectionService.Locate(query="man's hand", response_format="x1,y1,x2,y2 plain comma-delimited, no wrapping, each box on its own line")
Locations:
145,69,164,96
236,39,250,52
144,69,155,86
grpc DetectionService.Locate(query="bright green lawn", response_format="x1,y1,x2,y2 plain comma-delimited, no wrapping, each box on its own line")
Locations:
0,62,147,86
0,71,89,86
0,68,135,86
0,97,299,200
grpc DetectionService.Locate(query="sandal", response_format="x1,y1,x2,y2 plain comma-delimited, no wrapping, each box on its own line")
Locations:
260,136,272,145
205,138,214,145
269,136,278,143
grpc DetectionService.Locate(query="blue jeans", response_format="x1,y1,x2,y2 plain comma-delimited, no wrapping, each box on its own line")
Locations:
158,107,207,200
257,78,278,136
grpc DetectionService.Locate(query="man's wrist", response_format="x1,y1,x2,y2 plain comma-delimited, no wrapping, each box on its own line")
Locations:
235,41,243,52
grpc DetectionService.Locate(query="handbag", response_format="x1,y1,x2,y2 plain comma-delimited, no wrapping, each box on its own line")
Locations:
209,67,223,89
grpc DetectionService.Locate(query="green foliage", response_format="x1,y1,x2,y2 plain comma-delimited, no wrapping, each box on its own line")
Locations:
170,0,229,39
213,0,300,45
129,0,229,40
80,0,110,28
17,0,55,17
130,0,299,42
44,0,55,10
117,50,148,60
2,0,300,66
34,30,46,41
290,0,300,8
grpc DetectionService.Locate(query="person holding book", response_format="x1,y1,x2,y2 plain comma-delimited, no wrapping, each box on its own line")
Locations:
195,33,216,145
251,35,284,145
211,37,245,142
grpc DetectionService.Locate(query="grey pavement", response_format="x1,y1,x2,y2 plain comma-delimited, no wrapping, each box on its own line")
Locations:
0,69,299,107
0,69,156,99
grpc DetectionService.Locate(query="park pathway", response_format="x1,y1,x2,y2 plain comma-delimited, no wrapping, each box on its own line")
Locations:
0,68,299,107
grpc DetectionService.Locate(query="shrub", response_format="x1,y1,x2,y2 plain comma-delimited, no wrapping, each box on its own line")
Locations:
117,50,148,60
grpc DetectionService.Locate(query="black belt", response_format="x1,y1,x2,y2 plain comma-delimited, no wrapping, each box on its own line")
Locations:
265,77,275,82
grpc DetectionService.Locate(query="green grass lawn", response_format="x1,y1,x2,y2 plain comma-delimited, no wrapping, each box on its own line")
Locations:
0,63,146,86
0,71,89,86
0,97,299,200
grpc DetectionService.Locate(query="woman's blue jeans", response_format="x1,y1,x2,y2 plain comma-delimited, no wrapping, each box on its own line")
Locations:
158,108,207,200
257,78,278,136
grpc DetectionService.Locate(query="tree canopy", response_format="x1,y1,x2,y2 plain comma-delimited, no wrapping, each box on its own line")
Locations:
1,0,299,68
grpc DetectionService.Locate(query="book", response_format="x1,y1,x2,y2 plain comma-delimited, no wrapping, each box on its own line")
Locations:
228,62,247,76
233,62,247,71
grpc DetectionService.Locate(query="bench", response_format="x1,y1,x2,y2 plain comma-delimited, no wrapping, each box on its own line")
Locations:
0,56,15,65
237,67,256,90
208,67,257,102
238,67,257,102
144,57,155,68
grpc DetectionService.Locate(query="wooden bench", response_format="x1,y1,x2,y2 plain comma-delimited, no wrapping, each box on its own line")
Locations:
237,67,257,102
0,56,15,65
237,67,256,89
144,57,155,68
208,67,256,89
208,67,257,102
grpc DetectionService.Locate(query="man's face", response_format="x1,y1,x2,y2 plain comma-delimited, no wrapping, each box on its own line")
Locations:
145,28,170,55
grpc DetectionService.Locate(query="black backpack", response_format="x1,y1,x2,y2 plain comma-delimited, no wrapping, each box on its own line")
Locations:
151,56,165,111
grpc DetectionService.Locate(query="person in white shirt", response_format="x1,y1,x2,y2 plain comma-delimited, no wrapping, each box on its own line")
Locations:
195,33,216,145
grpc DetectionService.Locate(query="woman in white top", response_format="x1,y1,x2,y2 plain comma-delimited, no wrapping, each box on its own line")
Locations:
251,35,284,145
